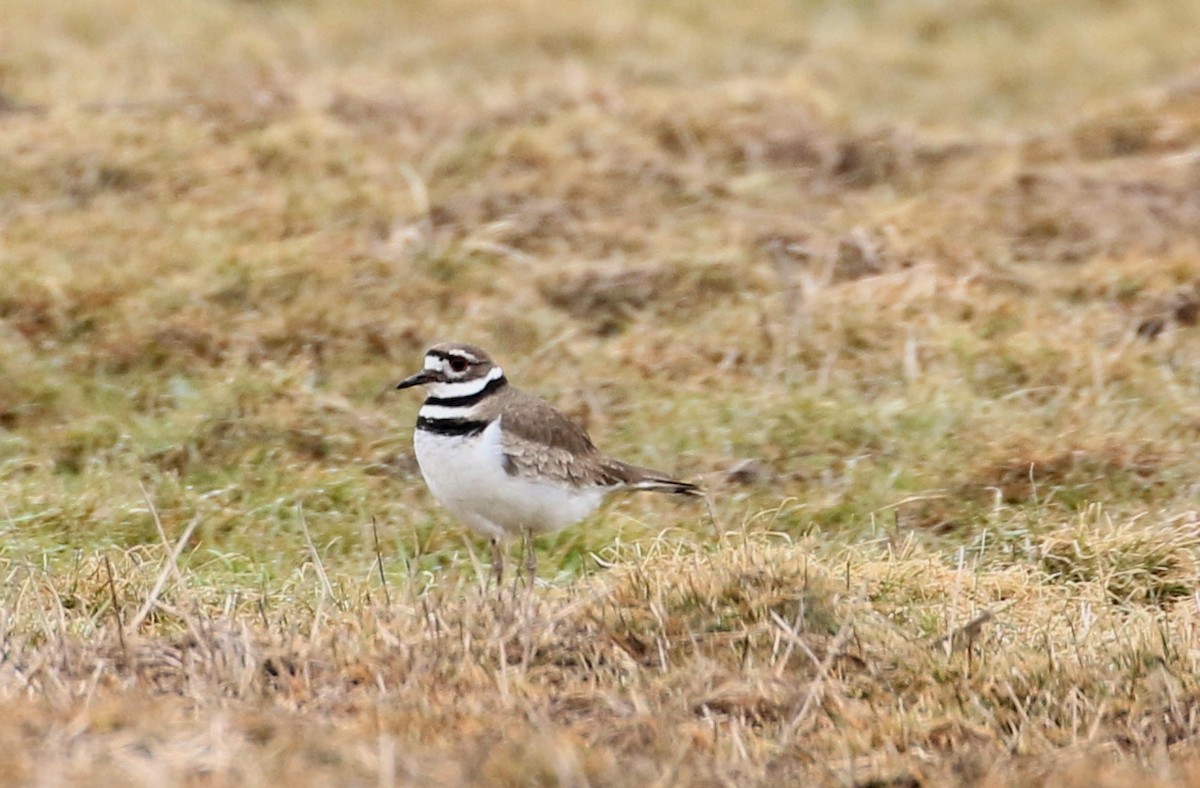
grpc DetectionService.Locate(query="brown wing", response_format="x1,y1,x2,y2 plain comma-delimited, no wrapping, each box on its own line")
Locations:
497,388,701,494
497,388,599,456
497,389,625,487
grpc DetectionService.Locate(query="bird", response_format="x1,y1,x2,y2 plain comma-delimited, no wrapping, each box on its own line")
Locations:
395,342,702,584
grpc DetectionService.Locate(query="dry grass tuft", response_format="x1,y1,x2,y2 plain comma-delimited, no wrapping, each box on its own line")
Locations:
4,533,1200,784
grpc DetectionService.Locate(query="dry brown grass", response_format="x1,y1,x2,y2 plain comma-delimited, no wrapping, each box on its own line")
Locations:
5,0,1200,784
6,528,1200,786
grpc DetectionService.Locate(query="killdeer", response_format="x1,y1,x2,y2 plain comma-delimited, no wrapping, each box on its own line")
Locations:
396,342,701,583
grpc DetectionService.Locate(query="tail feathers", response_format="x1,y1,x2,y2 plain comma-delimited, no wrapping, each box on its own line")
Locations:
631,477,703,496
604,459,703,496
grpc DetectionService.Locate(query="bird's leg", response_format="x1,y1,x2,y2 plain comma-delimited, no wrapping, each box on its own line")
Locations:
490,537,504,588
522,528,537,588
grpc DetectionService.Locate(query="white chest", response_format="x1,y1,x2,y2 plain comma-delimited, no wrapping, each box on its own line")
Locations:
413,419,607,540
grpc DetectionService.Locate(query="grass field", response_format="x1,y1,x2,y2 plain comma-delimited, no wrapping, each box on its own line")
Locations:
4,0,1200,784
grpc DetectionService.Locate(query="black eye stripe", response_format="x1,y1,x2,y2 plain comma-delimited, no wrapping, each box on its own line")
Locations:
425,374,508,407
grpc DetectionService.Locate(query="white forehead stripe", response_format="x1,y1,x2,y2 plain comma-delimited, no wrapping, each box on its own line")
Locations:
424,355,446,372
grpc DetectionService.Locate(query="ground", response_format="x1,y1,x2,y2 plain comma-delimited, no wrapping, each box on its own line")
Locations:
3,0,1200,785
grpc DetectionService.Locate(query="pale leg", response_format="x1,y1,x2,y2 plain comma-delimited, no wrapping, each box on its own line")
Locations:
522,528,537,587
490,537,504,588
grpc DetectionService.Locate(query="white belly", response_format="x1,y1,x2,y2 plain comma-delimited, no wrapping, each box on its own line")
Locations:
413,421,608,540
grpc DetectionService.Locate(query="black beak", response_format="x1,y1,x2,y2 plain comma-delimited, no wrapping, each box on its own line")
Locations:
396,369,441,390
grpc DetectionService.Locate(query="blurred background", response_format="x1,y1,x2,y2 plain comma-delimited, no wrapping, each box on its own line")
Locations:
2,0,1200,580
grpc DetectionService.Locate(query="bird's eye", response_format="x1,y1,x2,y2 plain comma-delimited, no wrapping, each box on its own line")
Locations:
448,357,468,373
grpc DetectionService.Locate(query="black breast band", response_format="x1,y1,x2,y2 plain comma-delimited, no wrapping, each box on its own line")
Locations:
416,417,491,437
